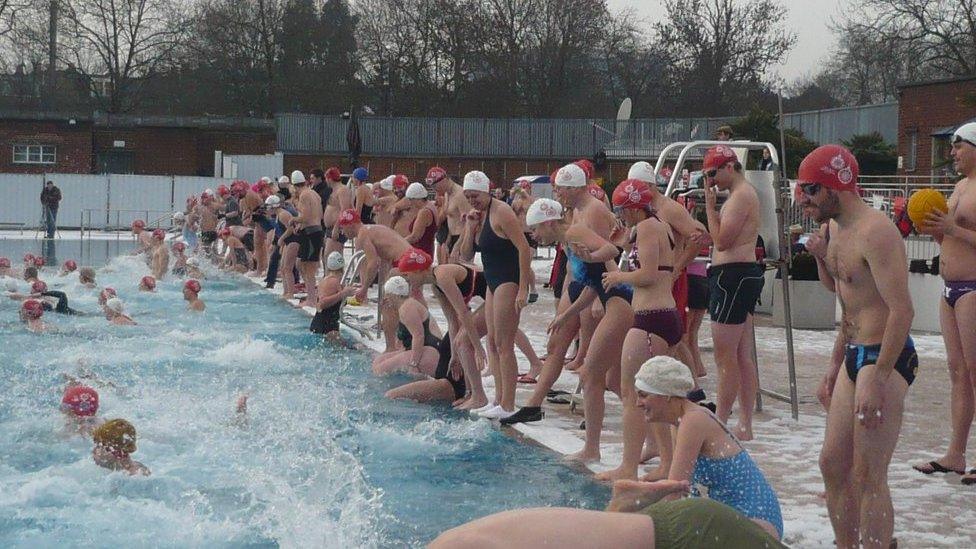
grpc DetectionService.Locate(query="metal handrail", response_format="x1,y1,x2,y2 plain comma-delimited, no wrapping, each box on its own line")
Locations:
79,208,174,239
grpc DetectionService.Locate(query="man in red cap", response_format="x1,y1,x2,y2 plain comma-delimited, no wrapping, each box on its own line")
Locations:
150,228,169,280
183,279,206,311
701,144,763,441
130,220,154,255
194,191,219,256
337,208,412,351
798,144,914,549
322,166,353,266
428,167,471,263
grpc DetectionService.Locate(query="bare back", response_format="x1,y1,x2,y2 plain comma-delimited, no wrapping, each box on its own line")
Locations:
361,224,411,263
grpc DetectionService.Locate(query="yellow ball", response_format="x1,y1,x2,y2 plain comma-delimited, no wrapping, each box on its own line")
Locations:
907,188,947,226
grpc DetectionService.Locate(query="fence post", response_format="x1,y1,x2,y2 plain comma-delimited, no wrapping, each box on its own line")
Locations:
105,174,112,228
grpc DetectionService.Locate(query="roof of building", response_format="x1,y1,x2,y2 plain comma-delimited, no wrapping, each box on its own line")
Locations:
931,117,976,137
897,75,976,90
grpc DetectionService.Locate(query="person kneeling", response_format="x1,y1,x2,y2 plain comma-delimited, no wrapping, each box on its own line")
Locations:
371,270,440,377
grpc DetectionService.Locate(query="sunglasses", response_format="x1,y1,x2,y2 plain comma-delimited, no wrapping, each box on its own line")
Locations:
798,183,821,196
704,169,718,179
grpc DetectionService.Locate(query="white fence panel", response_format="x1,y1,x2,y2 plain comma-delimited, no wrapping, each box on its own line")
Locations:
0,174,46,228
51,174,111,229
219,153,283,182
108,175,174,229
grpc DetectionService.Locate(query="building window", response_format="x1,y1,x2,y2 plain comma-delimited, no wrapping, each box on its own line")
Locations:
13,144,57,165
905,129,917,172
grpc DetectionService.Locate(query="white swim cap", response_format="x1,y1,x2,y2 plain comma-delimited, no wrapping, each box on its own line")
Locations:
172,211,185,222
264,195,281,207
953,122,976,147
634,356,695,397
627,161,655,183
186,257,200,267
106,297,125,313
291,170,306,184
278,175,290,185
260,176,271,184
554,164,586,188
5,279,18,292
202,188,214,197
379,176,394,191
525,198,563,227
383,275,410,297
463,171,490,193
405,182,428,199
326,251,345,271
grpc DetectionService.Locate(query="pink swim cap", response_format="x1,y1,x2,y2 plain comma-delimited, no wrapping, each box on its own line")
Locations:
140,276,156,290
63,260,78,272
0,257,10,268
61,385,99,416
31,280,48,293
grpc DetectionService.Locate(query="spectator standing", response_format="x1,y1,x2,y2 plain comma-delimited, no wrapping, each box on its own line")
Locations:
40,181,62,239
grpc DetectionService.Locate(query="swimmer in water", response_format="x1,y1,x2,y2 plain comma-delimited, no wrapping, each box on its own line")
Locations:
170,242,188,277
20,299,49,332
61,384,104,436
97,287,117,307
92,419,150,476
9,280,81,315
139,275,157,292
185,257,206,279
183,279,205,311
0,256,13,278
104,297,137,325
78,267,97,288
60,260,78,277
310,252,358,341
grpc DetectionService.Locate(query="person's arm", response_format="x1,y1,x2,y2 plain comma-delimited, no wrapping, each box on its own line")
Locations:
402,301,427,366
567,226,619,263
668,205,708,273
496,204,532,308
706,190,749,251
54,188,62,202
406,208,432,244
605,222,669,288
390,196,411,213
550,286,597,332
666,412,709,486
857,218,914,429
317,277,352,311
806,223,835,292
456,212,479,262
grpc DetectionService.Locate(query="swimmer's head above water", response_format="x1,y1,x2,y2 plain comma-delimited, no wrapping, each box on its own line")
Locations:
61,385,99,417
21,299,44,321
139,276,156,291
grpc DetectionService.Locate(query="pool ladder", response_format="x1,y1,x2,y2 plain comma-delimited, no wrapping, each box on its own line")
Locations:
338,250,376,339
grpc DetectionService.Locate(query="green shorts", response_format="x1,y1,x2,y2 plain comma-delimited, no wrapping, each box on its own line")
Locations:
641,498,787,548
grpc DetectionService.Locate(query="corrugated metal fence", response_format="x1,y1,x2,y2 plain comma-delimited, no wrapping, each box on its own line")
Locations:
277,103,898,158
0,174,233,230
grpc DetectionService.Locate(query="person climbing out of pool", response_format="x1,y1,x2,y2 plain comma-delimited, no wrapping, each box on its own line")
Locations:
78,267,97,288
218,228,250,273
403,182,439,257
139,276,156,292
456,170,533,420
129,220,154,255
170,241,188,277
150,229,169,279
311,251,358,340
61,384,103,436
184,279,205,311
910,122,976,485
92,419,150,476
430,479,786,549
60,259,78,277
371,272,441,377
104,297,136,325
20,299,49,333
185,257,206,279
337,208,412,351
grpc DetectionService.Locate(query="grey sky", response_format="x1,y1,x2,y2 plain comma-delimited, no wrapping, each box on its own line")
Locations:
606,0,845,84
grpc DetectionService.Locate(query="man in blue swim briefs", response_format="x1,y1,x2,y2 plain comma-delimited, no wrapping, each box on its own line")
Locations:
800,145,915,549
701,145,764,441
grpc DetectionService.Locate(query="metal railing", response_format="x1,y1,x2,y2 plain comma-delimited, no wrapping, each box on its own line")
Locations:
80,209,174,239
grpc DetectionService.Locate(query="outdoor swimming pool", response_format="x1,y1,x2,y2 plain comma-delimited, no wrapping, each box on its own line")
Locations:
0,240,609,547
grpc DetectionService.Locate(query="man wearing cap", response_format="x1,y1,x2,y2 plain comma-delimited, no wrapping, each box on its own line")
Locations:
798,145,915,549
195,191,219,257
337,208,412,350
701,145,763,441
911,122,976,485
350,167,374,224
292,169,325,308
428,167,471,262
322,167,353,264
372,176,399,228
150,229,169,280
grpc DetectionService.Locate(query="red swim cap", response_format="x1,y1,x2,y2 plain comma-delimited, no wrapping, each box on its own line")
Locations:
337,209,361,226
62,385,99,416
392,174,409,191
22,299,43,319
426,167,447,185
172,241,186,252
33,256,45,267
217,184,230,197
23,253,34,264
575,159,595,180
397,248,433,273
218,228,231,238
184,279,201,293
31,280,47,293
798,144,860,193
152,229,165,241
99,287,117,302
132,220,146,230
140,276,156,290
612,179,654,209
587,184,606,200
0,257,9,268
63,260,78,272
325,167,342,182
703,145,738,171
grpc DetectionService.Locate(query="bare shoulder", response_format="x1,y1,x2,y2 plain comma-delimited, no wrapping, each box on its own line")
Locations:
863,209,903,245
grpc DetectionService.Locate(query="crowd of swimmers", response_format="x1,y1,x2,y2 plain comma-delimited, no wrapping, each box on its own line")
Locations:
5,121,976,547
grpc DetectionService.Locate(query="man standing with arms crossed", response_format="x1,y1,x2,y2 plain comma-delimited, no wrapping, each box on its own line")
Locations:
912,122,976,484
800,145,916,549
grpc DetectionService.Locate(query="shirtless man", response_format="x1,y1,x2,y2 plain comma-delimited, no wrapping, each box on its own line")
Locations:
372,176,399,228
195,191,219,256
292,170,325,308
130,220,154,255
218,228,250,273
338,209,412,351
388,175,414,237
912,122,976,483
239,181,270,276
104,297,137,325
429,168,471,262
322,167,353,262
183,279,205,311
150,229,169,279
351,167,374,224
800,145,915,549
702,145,763,440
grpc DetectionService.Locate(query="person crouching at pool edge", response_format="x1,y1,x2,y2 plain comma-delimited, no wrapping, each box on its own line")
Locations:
184,279,205,311
311,251,358,341
371,270,442,378
104,297,137,325
92,419,150,476
61,384,104,436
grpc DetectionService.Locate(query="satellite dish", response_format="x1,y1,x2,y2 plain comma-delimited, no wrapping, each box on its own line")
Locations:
615,97,632,137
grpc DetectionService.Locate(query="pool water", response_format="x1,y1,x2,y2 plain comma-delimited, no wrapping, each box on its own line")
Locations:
0,240,609,548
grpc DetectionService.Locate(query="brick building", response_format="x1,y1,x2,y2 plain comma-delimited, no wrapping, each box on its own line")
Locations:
0,111,275,176
897,76,976,175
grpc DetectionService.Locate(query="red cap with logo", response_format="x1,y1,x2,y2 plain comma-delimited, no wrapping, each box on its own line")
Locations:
22,299,43,319
62,385,99,416
396,248,433,273
392,174,409,191
184,279,201,293
325,167,342,182
217,184,230,197
426,167,447,185
0,257,10,268
31,280,47,293
140,276,156,290
703,145,738,171
612,179,654,209
798,144,860,193
587,184,606,200
337,209,361,226
574,159,595,180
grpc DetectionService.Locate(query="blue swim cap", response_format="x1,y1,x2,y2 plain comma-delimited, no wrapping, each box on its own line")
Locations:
352,167,368,181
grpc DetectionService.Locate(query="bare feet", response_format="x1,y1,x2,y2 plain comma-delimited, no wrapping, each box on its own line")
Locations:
640,446,659,464
734,424,753,442
565,449,601,464
527,359,544,379
594,466,638,483
639,465,669,482
606,479,690,512
456,397,488,411
565,357,584,372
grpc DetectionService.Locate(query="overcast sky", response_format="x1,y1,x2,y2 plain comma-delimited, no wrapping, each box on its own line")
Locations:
606,0,846,85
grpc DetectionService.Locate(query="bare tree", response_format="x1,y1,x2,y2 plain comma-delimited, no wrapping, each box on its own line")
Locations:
58,0,189,112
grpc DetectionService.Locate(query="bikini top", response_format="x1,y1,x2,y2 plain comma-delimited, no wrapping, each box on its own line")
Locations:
628,213,675,272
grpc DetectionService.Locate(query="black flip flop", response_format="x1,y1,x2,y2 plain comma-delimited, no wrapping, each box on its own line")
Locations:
912,461,964,475
962,469,976,486
547,390,571,398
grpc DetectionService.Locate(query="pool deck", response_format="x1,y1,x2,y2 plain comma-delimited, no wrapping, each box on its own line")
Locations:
7,232,974,547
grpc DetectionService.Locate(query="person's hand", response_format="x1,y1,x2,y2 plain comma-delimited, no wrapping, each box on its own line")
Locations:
923,209,953,237
602,270,624,291
704,180,718,210
569,242,595,262
465,209,482,223
516,287,528,310
817,371,837,410
805,233,828,259
548,313,567,334
355,286,368,302
854,368,888,429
